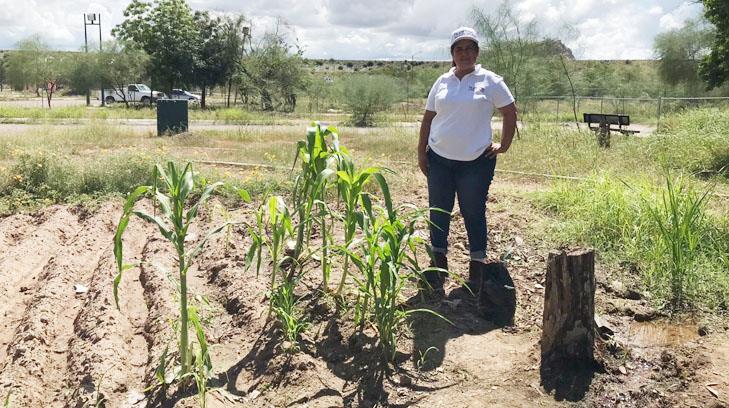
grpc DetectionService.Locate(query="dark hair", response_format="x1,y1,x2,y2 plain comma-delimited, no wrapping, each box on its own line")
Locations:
450,40,479,55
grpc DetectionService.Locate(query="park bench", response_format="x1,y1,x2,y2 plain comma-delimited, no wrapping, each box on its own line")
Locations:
583,113,640,135
583,113,639,147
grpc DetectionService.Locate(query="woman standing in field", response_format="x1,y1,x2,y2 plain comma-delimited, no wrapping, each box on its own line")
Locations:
418,26,518,296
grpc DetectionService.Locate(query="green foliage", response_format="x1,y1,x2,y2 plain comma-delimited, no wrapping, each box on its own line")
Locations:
4,36,68,106
647,177,710,309
64,52,101,95
98,40,150,107
344,191,447,362
270,278,310,351
0,151,154,209
0,54,7,90
241,31,307,112
192,12,247,109
654,19,713,95
113,0,200,92
338,74,401,126
700,0,729,89
538,173,729,310
292,122,342,286
649,108,729,177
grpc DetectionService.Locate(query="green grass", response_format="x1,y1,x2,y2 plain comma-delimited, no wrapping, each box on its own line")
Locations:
650,108,729,178
0,105,344,124
537,173,729,310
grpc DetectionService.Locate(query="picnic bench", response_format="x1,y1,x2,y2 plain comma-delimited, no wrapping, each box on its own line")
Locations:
583,113,640,147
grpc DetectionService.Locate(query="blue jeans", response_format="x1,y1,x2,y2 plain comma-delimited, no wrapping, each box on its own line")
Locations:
427,149,497,260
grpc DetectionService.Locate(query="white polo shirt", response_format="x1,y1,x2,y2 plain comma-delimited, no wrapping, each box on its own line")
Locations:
425,65,514,161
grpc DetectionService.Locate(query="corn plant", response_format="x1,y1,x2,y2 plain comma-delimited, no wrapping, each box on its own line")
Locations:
291,122,342,287
182,305,212,408
344,182,447,362
113,161,230,380
334,156,386,295
270,277,311,351
647,176,710,309
3,391,11,408
247,195,310,349
247,196,294,287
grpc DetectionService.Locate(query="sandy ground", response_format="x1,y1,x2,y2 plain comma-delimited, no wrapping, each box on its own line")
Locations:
0,180,727,407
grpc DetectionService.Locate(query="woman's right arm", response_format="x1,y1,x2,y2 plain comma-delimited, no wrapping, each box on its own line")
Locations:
418,110,436,177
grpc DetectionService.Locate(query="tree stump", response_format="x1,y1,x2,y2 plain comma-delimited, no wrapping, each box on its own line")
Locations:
541,249,596,365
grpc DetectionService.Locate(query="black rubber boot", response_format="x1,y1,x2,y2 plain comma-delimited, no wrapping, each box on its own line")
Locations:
477,261,517,326
464,260,485,295
420,252,448,298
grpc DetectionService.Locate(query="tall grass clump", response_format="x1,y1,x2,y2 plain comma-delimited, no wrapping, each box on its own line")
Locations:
650,108,729,178
539,172,729,310
646,177,710,308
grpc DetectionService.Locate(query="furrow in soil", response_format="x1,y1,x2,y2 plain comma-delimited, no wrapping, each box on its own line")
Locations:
0,207,79,363
64,218,155,408
0,202,120,407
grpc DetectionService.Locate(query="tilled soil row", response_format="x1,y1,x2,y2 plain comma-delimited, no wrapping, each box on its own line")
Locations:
0,203,118,406
64,217,154,408
0,208,79,363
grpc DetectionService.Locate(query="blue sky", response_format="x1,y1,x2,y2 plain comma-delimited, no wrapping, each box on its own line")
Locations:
0,0,705,60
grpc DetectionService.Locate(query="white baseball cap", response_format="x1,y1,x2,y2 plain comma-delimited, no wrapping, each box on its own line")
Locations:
450,26,479,47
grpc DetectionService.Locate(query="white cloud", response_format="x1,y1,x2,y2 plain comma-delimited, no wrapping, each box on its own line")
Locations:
0,0,705,60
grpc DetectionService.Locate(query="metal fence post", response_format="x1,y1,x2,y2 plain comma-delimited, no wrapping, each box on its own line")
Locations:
656,96,662,133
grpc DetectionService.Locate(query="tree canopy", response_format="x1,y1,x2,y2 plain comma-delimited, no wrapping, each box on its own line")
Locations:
654,19,712,94
699,0,729,89
112,0,200,92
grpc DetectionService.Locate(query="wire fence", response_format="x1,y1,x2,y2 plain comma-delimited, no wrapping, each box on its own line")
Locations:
516,96,729,131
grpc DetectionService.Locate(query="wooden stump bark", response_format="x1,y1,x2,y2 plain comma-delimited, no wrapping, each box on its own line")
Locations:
541,249,596,365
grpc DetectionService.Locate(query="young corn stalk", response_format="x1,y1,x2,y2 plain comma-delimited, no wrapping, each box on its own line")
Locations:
345,178,447,362
334,155,385,295
292,122,342,287
113,162,233,382
247,195,310,349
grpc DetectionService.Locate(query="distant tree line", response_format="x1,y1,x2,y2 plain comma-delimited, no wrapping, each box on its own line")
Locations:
0,0,727,118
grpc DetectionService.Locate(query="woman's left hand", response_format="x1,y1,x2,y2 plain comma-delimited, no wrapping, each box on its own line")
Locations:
484,142,507,159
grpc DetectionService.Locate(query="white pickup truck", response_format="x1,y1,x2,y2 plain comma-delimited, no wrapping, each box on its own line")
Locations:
101,84,166,105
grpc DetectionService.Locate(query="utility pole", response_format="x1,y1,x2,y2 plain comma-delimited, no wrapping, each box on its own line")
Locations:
84,13,104,106
83,14,90,106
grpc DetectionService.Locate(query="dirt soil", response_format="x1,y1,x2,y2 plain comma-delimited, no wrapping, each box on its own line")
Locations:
0,184,727,408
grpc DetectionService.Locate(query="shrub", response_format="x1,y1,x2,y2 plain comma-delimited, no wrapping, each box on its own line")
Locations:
338,75,401,127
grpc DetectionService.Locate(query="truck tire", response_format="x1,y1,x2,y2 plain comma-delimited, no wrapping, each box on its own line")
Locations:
140,96,151,106
105,96,115,104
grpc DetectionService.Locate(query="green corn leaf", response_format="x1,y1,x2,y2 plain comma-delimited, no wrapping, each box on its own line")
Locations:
187,181,223,222
113,185,150,310
179,162,194,201
373,173,394,222
155,191,174,220
238,188,251,203
188,222,231,260
156,163,173,192
133,210,175,241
